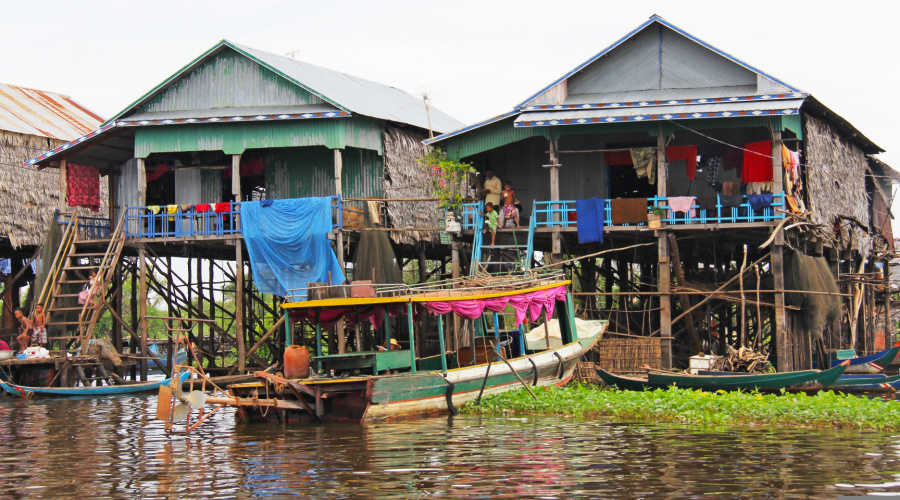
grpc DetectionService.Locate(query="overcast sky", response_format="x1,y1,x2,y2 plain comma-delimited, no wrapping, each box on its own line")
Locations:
3,1,898,169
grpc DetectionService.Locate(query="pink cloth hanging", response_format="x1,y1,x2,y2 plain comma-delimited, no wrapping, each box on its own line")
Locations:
667,196,696,218
419,285,568,326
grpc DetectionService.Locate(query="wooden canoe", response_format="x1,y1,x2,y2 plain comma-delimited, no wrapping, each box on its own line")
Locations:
596,360,849,392
813,340,900,374
825,373,900,392
0,372,190,398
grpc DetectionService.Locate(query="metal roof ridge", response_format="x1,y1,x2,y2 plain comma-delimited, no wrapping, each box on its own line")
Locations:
424,110,521,145
514,16,803,110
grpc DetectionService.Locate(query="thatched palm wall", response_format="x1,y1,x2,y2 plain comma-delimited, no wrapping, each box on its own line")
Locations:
805,116,872,257
0,130,108,250
382,126,438,245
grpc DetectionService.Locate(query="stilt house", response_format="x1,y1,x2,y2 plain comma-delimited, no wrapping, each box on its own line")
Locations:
0,83,103,340
26,40,462,377
427,15,897,371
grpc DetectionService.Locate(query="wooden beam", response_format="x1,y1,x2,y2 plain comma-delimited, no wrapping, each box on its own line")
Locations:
138,249,148,381
658,230,672,369
58,159,67,211
667,232,701,354
246,315,286,359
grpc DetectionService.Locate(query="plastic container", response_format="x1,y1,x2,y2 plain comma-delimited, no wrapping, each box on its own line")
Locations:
284,345,311,379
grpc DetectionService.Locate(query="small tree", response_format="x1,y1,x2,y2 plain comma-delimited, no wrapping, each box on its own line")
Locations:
419,148,474,212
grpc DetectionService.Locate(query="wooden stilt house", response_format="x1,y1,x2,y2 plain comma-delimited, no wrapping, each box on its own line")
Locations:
427,15,897,371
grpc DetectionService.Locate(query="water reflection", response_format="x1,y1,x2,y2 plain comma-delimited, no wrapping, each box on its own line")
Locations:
0,394,898,498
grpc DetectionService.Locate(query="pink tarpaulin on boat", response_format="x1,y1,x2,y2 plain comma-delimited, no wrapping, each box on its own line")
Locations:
419,284,568,326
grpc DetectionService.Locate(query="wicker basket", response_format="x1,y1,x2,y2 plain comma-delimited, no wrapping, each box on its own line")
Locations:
595,337,662,376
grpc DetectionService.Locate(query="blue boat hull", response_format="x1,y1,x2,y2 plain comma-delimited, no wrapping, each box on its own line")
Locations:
0,372,190,397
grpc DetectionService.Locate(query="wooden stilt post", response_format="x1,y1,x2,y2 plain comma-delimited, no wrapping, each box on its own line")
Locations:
885,261,893,344
667,233,701,354
232,153,245,372
196,258,204,366
407,303,417,374
547,134,562,257
656,123,672,369
138,250,148,381
58,159,67,211
772,229,788,371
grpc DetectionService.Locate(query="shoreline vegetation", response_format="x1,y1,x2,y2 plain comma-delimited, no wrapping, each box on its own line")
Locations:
460,384,900,430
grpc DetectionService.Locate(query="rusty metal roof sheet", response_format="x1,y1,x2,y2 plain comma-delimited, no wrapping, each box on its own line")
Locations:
0,83,103,140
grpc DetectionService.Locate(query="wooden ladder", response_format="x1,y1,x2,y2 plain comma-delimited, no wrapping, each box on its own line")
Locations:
77,213,128,353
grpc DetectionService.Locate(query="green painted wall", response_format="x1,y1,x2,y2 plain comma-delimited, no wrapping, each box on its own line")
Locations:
265,146,383,200
134,116,382,157
140,48,325,112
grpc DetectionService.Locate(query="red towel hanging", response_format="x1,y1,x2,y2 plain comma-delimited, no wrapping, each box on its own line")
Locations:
666,146,699,181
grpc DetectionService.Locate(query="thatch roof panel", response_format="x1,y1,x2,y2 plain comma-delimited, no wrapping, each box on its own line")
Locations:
383,127,438,246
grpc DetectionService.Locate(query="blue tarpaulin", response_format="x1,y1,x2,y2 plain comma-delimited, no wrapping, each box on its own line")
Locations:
241,198,344,298
576,198,605,244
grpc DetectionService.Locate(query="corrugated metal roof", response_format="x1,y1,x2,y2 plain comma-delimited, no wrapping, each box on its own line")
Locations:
120,104,341,122
516,15,802,109
515,99,804,126
0,83,103,140
108,40,463,135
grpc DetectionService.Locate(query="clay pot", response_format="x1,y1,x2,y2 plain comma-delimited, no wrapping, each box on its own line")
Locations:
284,345,311,379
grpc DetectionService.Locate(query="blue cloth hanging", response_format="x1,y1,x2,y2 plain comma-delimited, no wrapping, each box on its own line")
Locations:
261,199,274,207
241,198,344,298
575,197,605,244
748,194,774,211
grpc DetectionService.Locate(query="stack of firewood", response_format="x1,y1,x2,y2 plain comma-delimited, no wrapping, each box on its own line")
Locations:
710,347,772,373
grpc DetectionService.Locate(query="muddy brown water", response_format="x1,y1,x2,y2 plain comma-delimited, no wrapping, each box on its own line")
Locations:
0,394,899,499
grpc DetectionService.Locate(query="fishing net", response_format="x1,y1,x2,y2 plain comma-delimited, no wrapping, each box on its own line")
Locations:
351,214,402,285
784,249,840,338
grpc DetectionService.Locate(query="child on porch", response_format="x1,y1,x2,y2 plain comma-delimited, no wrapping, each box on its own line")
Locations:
481,202,498,246
500,183,521,229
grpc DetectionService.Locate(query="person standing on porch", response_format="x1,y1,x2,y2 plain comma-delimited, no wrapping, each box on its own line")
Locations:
500,183,521,228
31,304,47,348
482,170,502,209
14,308,33,353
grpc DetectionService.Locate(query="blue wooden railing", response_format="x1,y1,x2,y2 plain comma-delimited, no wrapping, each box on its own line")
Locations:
56,213,111,240
532,194,786,229
122,196,342,239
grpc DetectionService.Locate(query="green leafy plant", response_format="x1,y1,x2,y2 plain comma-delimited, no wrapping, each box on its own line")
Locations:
461,383,900,430
649,206,666,216
419,148,474,212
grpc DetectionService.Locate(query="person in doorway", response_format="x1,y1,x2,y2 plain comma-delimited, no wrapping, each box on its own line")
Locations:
481,202,499,246
14,308,33,353
482,170,502,208
32,304,47,348
500,183,521,228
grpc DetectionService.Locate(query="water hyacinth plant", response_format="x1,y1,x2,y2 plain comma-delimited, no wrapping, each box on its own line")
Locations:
419,148,474,212
462,383,900,430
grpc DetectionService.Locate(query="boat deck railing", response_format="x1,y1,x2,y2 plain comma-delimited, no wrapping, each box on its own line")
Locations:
283,269,566,304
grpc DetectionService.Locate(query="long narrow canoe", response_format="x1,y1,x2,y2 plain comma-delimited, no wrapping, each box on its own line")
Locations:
826,373,900,392
813,340,900,374
0,372,190,398
596,361,849,392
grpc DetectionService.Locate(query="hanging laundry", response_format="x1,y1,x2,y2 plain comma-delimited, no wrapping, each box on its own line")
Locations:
696,196,719,212
742,141,773,183
223,157,266,178
180,205,192,212
667,196,696,218
604,150,633,166
630,148,657,185
721,181,741,196
66,163,101,212
195,203,211,213
575,198,605,244
701,155,722,189
145,164,171,183
261,200,274,207
785,195,802,214
147,205,161,214
720,195,744,208
666,146,698,180
610,198,648,225
167,205,179,221
746,182,774,195
748,194,774,211
721,148,743,172
214,202,231,214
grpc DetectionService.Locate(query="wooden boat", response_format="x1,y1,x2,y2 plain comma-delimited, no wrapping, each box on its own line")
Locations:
596,360,849,392
158,272,606,428
148,343,188,370
812,340,900,374
825,373,900,392
1,371,190,398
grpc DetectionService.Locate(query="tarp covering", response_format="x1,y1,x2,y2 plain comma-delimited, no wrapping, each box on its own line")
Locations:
419,284,568,326
241,198,344,298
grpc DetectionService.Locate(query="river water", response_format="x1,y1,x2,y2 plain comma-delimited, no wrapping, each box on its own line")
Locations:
1,394,899,499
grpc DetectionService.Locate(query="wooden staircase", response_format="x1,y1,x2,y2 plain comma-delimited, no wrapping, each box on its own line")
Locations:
41,214,127,353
